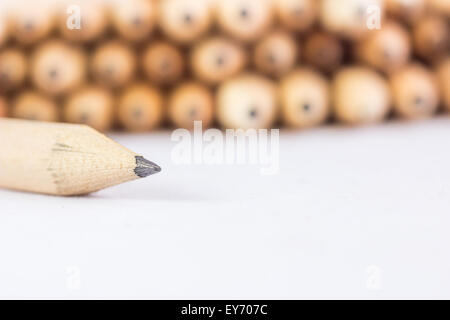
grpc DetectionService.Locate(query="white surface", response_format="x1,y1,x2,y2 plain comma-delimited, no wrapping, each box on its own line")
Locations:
1,117,450,299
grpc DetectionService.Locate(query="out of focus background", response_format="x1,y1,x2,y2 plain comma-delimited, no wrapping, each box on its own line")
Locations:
0,0,448,131
0,0,450,300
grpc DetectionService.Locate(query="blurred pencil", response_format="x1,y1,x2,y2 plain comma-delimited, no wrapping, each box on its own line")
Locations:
303,32,343,74
63,86,114,132
190,36,247,85
11,91,59,122
436,58,450,111
30,40,86,96
0,96,7,117
253,29,298,77
142,41,185,85
91,41,136,88
110,0,156,42
215,0,274,42
413,16,449,62
57,0,108,43
117,83,164,132
157,0,213,44
390,64,440,120
9,3,55,45
275,0,317,32
168,82,214,129
0,48,27,93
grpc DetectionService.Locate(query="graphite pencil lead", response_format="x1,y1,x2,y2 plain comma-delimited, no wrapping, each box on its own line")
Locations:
134,156,162,178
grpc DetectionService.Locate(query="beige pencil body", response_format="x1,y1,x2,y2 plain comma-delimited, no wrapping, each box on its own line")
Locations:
0,119,160,196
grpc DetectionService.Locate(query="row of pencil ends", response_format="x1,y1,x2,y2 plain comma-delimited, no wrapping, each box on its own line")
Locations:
1,60,450,131
0,0,448,45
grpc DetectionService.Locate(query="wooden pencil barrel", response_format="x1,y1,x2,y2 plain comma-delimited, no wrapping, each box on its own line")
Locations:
253,30,298,77
0,48,27,92
0,15,8,47
332,67,391,125
413,16,449,62
275,0,317,32
303,32,343,74
216,74,278,129
428,0,450,17
0,96,8,117
168,82,214,129
11,91,59,122
30,40,86,96
390,64,440,120
142,41,185,85
320,0,385,40
215,0,274,43
91,41,136,88
63,86,114,132
9,3,55,45
110,0,156,42
57,0,108,43
190,36,247,85
157,0,213,44
385,0,426,24
0,119,155,196
280,68,330,129
117,83,164,132
436,58,450,112
355,20,411,74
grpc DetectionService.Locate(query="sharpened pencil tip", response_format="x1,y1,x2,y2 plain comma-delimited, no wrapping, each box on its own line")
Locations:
134,156,161,178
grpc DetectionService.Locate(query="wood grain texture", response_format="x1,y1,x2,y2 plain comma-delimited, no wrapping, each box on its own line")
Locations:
0,119,158,196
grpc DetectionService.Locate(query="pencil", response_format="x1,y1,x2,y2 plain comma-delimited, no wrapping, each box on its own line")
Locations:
0,97,7,117
303,32,343,74
142,41,185,85
253,30,298,77
0,119,161,196
157,0,213,44
0,48,27,92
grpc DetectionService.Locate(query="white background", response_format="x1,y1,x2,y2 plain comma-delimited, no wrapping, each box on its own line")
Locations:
1,117,450,299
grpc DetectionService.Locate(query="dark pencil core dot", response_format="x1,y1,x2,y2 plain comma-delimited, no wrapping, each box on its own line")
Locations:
292,7,303,17
267,53,277,64
0,72,9,83
414,96,425,107
249,107,258,119
24,20,34,31
183,13,193,24
240,8,249,19
48,68,59,79
133,107,143,119
105,65,115,77
302,103,311,112
216,55,225,67
132,16,142,27
160,60,171,72
188,107,197,118
80,112,90,123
